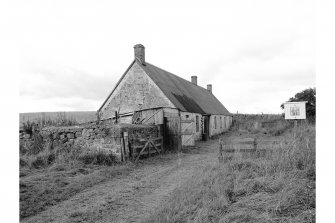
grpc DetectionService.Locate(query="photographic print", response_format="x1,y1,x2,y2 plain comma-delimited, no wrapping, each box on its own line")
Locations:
16,0,315,222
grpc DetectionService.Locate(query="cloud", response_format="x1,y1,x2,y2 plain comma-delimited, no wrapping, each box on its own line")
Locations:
20,66,120,101
20,95,100,112
17,0,315,113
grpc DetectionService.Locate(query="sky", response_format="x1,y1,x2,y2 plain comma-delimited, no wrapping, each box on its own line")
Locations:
16,0,315,114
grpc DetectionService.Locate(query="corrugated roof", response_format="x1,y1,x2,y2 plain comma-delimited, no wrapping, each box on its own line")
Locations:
139,61,231,115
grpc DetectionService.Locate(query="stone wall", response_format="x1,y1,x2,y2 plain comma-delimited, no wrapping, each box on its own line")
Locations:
19,121,159,161
99,62,175,119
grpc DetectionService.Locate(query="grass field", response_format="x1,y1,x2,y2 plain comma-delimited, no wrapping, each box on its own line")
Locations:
19,111,96,127
144,118,315,222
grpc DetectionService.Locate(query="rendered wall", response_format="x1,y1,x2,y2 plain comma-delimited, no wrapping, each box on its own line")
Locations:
209,115,232,137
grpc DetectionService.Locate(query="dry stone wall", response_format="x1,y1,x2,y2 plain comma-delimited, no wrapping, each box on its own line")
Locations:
19,121,159,161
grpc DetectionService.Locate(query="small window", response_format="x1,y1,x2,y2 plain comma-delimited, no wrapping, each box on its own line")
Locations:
186,115,189,118
196,116,199,132
214,116,217,129
223,117,226,129
220,117,222,129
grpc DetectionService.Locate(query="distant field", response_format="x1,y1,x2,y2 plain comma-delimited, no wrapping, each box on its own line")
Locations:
19,111,97,127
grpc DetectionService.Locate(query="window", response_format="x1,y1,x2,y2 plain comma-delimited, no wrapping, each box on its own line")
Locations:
196,115,199,132
223,117,226,129
214,116,217,129
220,117,222,129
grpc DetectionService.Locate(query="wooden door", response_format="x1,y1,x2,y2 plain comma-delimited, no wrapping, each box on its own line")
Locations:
163,117,181,151
203,116,209,141
181,119,195,146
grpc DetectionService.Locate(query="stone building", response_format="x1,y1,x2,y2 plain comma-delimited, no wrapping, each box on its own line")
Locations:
98,44,232,148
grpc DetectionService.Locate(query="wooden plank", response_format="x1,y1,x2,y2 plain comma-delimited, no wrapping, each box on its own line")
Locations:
182,134,194,146
181,120,194,123
135,141,149,162
123,132,129,159
233,138,255,144
154,109,163,125
132,143,162,150
132,144,146,150
151,137,163,141
147,140,150,157
120,137,125,162
181,121,193,132
149,139,160,154
132,150,160,157
141,109,162,124
140,137,162,142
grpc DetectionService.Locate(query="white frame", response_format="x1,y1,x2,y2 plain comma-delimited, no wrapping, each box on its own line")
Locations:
284,101,307,120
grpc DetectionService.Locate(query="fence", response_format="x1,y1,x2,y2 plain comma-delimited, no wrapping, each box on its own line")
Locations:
120,131,163,162
218,137,269,162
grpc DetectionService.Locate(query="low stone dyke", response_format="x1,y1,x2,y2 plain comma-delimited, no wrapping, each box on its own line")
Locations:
19,121,159,161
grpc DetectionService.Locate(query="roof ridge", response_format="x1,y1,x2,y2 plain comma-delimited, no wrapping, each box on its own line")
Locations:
144,61,211,94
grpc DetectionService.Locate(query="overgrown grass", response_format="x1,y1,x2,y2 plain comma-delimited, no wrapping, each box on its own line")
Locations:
19,163,133,219
19,145,183,220
231,114,293,136
19,134,121,219
20,143,119,169
20,112,80,131
144,124,315,223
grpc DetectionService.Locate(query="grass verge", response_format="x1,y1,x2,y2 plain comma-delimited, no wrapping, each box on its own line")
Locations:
144,124,315,223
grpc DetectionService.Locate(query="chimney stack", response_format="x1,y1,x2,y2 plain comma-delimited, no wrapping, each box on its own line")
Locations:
207,84,212,94
191,76,197,85
134,44,145,65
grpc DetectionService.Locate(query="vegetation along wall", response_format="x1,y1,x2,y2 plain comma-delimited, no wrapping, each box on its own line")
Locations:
19,122,159,161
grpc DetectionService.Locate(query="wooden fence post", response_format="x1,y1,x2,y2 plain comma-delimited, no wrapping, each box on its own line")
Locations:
218,138,223,163
123,132,129,160
120,137,124,162
253,138,257,150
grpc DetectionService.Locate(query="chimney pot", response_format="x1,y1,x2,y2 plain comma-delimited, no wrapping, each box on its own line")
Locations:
191,76,197,85
207,84,212,94
134,44,145,65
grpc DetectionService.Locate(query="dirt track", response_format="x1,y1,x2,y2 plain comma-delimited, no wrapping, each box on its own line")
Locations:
22,138,221,223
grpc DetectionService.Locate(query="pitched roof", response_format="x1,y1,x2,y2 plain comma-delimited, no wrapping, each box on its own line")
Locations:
139,61,231,115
